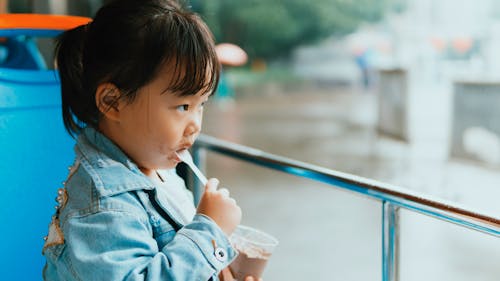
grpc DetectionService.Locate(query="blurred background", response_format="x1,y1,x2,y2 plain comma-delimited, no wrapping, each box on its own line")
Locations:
3,0,500,280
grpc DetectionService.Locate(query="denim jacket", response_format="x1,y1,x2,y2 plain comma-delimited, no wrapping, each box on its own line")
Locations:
42,127,237,281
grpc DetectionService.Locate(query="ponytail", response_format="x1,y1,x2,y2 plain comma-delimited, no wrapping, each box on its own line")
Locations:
55,24,98,138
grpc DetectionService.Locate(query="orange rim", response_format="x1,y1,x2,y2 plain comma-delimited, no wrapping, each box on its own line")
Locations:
0,14,91,30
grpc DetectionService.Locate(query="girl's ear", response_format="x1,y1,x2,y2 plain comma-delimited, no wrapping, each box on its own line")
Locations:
95,83,122,121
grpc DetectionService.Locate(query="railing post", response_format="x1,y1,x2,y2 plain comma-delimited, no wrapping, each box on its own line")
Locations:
191,146,207,206
382,201,400,281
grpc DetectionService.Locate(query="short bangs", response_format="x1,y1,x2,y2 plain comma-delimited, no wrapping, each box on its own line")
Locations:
152,10,220,97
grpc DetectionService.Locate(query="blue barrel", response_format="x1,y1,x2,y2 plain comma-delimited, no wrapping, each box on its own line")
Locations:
0,19,89,280
0,67,75,281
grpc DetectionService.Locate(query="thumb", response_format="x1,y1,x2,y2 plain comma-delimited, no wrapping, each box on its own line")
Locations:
205,178,219,192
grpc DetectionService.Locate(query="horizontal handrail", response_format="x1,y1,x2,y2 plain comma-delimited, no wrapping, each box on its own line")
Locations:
194,134,500,237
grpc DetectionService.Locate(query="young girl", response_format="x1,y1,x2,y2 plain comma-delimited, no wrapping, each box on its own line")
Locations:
42,1,257,280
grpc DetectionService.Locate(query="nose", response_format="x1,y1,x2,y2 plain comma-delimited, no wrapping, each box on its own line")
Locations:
184,111,202,139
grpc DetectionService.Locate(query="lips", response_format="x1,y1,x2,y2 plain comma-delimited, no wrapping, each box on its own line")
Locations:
172,152,182,163
177,142,193,151
174,143,192,163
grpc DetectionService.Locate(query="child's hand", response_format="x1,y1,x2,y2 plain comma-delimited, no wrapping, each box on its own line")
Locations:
219,267,263,281
197,178,242,236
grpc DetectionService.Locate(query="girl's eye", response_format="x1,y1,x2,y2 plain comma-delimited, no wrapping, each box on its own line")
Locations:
176,104,189,112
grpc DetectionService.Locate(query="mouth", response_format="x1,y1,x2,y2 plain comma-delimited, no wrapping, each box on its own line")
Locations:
174,145,192,163
172,152,182,163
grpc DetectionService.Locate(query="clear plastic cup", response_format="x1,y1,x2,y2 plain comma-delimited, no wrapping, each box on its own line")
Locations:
229,225,279,280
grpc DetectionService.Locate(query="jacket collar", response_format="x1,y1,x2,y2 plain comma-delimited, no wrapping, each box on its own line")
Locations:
75,127,155,197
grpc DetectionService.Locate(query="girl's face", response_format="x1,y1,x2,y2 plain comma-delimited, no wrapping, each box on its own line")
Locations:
105,62,210,176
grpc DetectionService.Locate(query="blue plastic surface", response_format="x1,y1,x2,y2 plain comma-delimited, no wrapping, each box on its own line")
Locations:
0,33,75,280
0,37,48,69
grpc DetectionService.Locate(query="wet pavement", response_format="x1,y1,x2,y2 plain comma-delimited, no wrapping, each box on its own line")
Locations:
201,88,500,281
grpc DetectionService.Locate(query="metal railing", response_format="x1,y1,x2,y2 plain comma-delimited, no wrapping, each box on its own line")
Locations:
191,134,500,281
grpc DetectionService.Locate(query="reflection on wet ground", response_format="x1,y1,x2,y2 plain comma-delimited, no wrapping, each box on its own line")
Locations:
202,89,500,281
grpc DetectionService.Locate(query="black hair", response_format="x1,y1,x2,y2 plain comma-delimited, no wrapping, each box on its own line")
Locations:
55,0,220,137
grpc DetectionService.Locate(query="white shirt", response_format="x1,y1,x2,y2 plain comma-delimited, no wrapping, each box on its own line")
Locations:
156,169,196,224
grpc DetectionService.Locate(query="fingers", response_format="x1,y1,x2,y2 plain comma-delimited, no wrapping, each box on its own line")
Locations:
205,178,219,192
206,179,230,198
198,178,242,235
218,187,230,197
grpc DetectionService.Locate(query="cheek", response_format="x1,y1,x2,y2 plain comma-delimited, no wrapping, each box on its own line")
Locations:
156,120,184,147
128,111,163,146
155,131,180,159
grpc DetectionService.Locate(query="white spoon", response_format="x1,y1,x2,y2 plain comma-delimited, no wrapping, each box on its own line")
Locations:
176,150,208,186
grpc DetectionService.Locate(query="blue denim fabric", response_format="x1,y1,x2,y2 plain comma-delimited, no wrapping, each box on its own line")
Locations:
42,127,237,281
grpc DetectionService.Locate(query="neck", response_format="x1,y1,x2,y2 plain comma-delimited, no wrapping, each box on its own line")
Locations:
141,168,163,184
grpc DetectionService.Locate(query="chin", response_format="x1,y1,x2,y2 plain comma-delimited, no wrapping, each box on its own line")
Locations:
167,163,178,170
161,160,179,170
